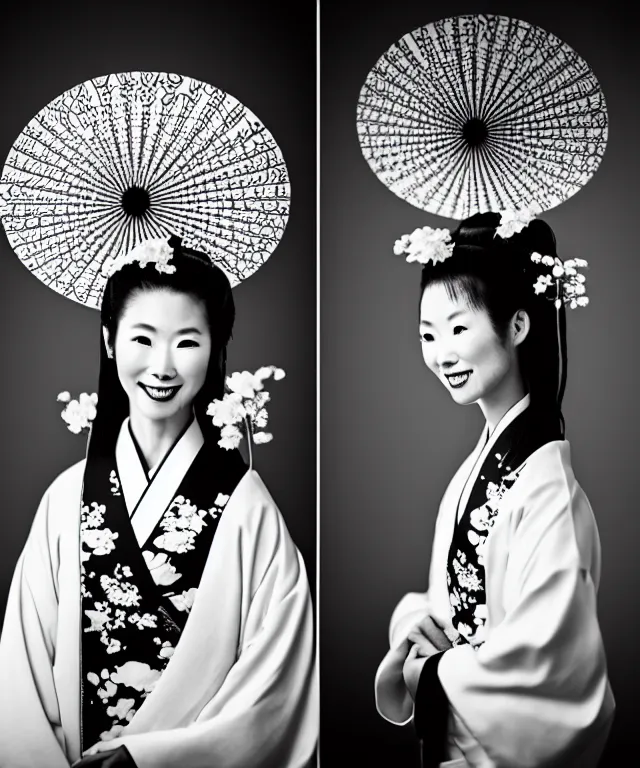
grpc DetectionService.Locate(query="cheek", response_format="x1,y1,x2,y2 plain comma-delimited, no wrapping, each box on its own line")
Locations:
182,348,212,386
421,344,436,369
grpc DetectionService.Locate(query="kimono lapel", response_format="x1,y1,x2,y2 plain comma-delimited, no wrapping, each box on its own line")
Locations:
446,395,561,647
116,417,205,546
456,394,531,523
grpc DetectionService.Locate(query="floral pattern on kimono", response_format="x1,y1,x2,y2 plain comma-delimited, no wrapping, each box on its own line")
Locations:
447,406,562,648
80,437,246,751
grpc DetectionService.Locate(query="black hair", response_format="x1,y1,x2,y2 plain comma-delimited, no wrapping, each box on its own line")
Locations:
91,235,234,455
419,211,567,434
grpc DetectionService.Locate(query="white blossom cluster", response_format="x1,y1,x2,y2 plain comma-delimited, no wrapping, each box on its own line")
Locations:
393,226,454,265
207,366,286,451
494,207,539,239
531,253,589,309
58,391,98,434
101,238,175,278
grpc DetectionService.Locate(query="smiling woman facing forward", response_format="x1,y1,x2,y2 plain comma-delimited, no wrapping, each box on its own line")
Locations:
375,212,614,768
0,237,317,768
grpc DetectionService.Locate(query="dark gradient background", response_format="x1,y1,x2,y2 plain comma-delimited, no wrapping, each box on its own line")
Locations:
320,1,636,765
0,0,316,625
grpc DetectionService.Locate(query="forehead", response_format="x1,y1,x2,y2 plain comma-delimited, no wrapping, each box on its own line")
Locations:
119,289,208,329
420,282,475,319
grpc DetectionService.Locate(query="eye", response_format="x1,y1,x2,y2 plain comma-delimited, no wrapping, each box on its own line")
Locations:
420,332,434,342
177,339,200,348
453,325,467,335
132,335,152,346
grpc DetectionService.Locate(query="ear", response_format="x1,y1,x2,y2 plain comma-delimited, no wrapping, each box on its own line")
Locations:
102,326,114,359
511,309,530,347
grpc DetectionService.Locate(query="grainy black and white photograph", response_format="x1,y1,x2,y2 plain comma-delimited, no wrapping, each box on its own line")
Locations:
321,1,637,766
0,2,316,767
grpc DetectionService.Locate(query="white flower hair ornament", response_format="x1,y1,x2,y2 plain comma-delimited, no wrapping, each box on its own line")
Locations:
101,238,176,278
494,207,539,239
393,226,454,265
57,391,98,434
531,253,589,309
206,366,286,456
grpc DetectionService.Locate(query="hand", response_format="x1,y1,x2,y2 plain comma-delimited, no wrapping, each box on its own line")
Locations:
407,615,453,657
402,643,428,700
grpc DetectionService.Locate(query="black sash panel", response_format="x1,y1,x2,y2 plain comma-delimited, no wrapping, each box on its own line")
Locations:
79,438,246,749
446,405,561,648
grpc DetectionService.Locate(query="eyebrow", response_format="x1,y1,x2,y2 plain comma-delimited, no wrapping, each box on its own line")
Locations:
419,310,467,326
131,323,203,335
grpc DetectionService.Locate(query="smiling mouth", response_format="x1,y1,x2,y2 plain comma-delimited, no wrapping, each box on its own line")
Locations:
445,371,472,389
138,383,182,402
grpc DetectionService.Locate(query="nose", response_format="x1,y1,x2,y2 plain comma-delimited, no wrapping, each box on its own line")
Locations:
435,344,458,371
149,344,177,381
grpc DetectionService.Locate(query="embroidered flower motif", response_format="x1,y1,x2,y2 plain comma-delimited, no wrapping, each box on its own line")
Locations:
153,496,209,553
453,557,482,591
102,238,175,278
97,680,118,701
106,637,122,654
83,528,119,556
393,226,454,265
111,661,162,693
128,612,158,630
85,606,112,633
495,207,538,239
106,698,136,720
100,571,141,607
109,470,121,496
142,550,182,586
158,641,175,659
87,672,101,686
169,587,197,613
59,391,98,434
99,724,125,742
215,493,229,507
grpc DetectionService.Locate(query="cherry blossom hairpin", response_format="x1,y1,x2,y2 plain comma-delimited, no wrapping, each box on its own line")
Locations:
101,238,176,278
531,254,589,309
393,226,454,265
57,391,98,434
206,366,286,456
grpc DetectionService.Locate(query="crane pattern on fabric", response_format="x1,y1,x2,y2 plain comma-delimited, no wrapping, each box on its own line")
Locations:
446,407,561,649
79,443,246,750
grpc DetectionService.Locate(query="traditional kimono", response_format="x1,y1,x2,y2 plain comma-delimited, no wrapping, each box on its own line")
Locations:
375,395,614,768
0,417,317,768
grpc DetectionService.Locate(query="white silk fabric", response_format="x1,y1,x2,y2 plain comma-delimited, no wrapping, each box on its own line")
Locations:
375,401,614,768
0,457,317,768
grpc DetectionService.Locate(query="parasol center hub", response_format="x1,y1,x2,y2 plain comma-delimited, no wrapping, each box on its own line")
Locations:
462,118,489,148
122,186,151,217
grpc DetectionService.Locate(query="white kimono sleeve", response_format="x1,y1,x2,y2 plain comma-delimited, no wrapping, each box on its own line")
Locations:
374,590,430,725
96,470,317,768
437,457,614,768
0,486,70,768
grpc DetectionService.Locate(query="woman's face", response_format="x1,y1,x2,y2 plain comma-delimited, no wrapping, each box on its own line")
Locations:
107,289,212,428
419,282,520,409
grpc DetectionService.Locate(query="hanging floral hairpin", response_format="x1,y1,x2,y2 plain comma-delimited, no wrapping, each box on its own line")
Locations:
393,226,454,265
531,253,589,309
57,391,98,434
206,366,286,451
495,207,539,239
101,238,176,278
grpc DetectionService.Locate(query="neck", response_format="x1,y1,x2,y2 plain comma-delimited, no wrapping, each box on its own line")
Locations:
478,372,527,436
129,407,192,469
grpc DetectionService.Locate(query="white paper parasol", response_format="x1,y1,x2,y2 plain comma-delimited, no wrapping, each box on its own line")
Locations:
0,71,290,308
357,14,608,219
